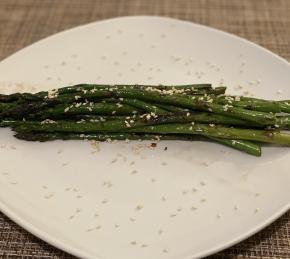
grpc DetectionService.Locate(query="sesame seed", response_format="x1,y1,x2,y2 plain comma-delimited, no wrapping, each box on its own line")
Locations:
201,161,209,167
131,170,138,175
130,241,137,245
216,213,221,219
170,214,177,218
192,187,198,192
141,244,148,248
162,249,168,253
44,193,54,199
254,208,260,214
161,162,167,166
200,198,206,203
191,206,197,211
111,158,118,163
135,205,143,211
129,217,136,222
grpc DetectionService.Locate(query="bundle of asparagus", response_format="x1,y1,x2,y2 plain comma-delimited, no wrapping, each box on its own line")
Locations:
1,83,290,156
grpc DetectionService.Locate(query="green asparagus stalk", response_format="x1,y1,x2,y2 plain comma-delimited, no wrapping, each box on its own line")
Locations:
12,119,290,146
214,96,281,113
13,131,261,156
279,101,290,113
72,113,261,127
103,88,277,125
10,111,261,134
106,98,170,114
127,123,290,145
0,84,220,103
207,137,261,156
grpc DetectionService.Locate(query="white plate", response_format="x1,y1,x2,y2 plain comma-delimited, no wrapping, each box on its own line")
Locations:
0,16,290,259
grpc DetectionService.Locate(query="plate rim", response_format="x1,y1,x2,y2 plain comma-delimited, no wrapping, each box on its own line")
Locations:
0,15,289,259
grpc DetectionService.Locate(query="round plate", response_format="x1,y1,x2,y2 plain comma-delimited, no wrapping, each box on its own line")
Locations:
0,16,289,259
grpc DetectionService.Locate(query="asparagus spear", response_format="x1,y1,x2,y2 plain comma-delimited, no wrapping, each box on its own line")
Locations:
102,88,277,125
0,120,17,127
127,123,290,145
106,98,170,114
0,84,220,103
10,111,260,134
13,131,261,156
207,137,261,156
214,97,281,113
279,101,290,113
73,113,261,127
12,118,290,146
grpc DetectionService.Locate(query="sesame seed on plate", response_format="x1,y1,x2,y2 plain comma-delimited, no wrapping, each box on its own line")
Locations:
131,170,138,175
192,187,198,192
135,205,143,211
200,181,206,186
